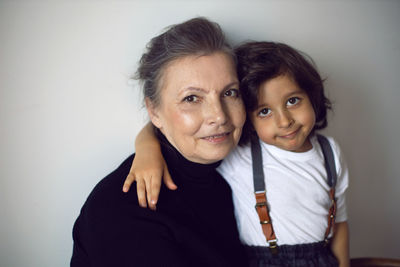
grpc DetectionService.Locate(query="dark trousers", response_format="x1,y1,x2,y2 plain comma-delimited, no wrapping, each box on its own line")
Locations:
246,241,338,267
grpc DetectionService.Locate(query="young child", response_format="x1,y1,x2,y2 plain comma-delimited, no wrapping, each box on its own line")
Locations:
125,42,349,266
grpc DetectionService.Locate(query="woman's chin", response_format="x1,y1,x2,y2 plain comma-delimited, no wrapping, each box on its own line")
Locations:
188,143,234,164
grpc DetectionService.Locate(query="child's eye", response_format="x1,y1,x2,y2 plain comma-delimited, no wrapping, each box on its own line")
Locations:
287,97,300,106
224,89,240,98
182,95,199,103
258,108,271,117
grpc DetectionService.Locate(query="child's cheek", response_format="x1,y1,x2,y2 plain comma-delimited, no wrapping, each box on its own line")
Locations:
253,119,275,145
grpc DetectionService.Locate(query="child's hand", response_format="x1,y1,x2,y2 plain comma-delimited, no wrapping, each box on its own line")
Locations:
122,123,177,210
123,153,177,210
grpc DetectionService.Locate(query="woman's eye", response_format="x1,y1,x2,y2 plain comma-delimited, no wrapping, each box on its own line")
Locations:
224,89,240,98
258,108,271,117
183,95,198,103
287,97,300,106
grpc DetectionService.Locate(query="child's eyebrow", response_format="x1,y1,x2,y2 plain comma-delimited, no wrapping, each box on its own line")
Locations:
255,102,268,110
283,89,307,98
254,89,306,110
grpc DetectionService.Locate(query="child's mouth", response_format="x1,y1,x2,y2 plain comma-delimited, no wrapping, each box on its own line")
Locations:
279,128,299,139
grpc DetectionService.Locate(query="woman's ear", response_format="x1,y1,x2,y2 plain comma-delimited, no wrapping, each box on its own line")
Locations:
145,97,162,129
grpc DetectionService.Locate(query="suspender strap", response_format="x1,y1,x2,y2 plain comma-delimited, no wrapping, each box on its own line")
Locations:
251,134,338,249
317,134,337,188
324,188,337,243
254,192,278,252
251,134,265,192
317,134,338,243
251,135,278,254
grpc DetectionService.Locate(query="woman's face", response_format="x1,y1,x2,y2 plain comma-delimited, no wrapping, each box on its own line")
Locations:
147,52,245,164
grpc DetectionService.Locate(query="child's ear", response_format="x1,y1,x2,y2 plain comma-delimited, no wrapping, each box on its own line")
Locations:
145,97,162,129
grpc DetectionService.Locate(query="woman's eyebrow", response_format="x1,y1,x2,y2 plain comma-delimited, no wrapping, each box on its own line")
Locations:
179,87,208,95
180,81,239,94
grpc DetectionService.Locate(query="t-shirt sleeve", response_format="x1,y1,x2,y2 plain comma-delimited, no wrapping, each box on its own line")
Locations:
217,156,234,183
328,137,349,223
217,145,249,185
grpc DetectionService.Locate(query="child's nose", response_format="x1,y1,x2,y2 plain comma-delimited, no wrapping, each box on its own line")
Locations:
276,111,294,128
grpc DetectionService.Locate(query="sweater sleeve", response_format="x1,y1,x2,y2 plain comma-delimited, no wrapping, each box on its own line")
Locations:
71,202,188,267
71,156,188,267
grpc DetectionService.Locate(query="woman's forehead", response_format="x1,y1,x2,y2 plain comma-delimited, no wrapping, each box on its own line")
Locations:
160,52,238,93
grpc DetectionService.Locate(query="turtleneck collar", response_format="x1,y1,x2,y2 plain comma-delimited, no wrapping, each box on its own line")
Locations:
155,129,222,186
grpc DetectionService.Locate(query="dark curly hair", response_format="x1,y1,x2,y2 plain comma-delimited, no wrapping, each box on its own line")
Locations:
235,41,332,144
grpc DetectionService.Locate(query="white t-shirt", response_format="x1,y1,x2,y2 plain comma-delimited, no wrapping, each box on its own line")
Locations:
217,134,349,246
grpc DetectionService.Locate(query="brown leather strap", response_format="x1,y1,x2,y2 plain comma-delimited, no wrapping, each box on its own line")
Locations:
256,188,336,247
324,188,337,243
255,192,277,253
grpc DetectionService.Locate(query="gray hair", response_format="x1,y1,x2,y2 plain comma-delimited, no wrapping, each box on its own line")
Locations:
135,17,236,107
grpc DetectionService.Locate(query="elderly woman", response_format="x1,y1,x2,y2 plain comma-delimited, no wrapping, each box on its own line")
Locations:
71,18,247,266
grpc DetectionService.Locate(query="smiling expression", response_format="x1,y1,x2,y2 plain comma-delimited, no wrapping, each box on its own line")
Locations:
147,52,246,164
250,74,316,152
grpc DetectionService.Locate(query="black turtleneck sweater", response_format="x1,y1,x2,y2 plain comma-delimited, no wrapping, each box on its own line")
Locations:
71,134,247,267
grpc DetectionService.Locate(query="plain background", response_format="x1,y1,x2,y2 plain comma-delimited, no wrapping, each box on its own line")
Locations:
1,1,399,266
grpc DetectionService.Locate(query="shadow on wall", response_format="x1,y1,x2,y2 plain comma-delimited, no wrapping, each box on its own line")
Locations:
326,70,399,258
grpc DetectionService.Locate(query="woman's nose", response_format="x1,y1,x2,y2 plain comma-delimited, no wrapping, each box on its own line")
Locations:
205,100,228,126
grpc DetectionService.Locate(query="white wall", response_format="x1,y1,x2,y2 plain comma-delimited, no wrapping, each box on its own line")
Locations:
1,1,399,266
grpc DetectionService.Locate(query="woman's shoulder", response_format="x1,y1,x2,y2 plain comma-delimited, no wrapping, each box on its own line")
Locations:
79,154,143,217
88,155,134,197
74,154,181,242
71,154,192,266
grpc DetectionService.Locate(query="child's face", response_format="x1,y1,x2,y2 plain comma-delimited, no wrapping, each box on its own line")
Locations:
250,74,316,152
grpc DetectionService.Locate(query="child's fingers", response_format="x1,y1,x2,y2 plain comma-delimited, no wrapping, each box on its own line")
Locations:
122,173,135,193
136,178,147,208
144,175,153,210
123,158,137,192
163,167,177,190
149,176,161,210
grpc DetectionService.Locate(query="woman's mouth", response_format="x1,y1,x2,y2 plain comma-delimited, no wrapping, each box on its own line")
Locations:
201,132,230,143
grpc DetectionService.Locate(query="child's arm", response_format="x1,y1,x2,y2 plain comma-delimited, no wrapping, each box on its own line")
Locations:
331,221,350,267
122,122,177,210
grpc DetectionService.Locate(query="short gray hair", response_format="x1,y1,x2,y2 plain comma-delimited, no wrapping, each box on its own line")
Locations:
135,17,235,107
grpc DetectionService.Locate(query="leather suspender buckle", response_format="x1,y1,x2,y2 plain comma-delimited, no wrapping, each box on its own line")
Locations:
324,237,331,246
255,201,267,210
268,239,279,255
